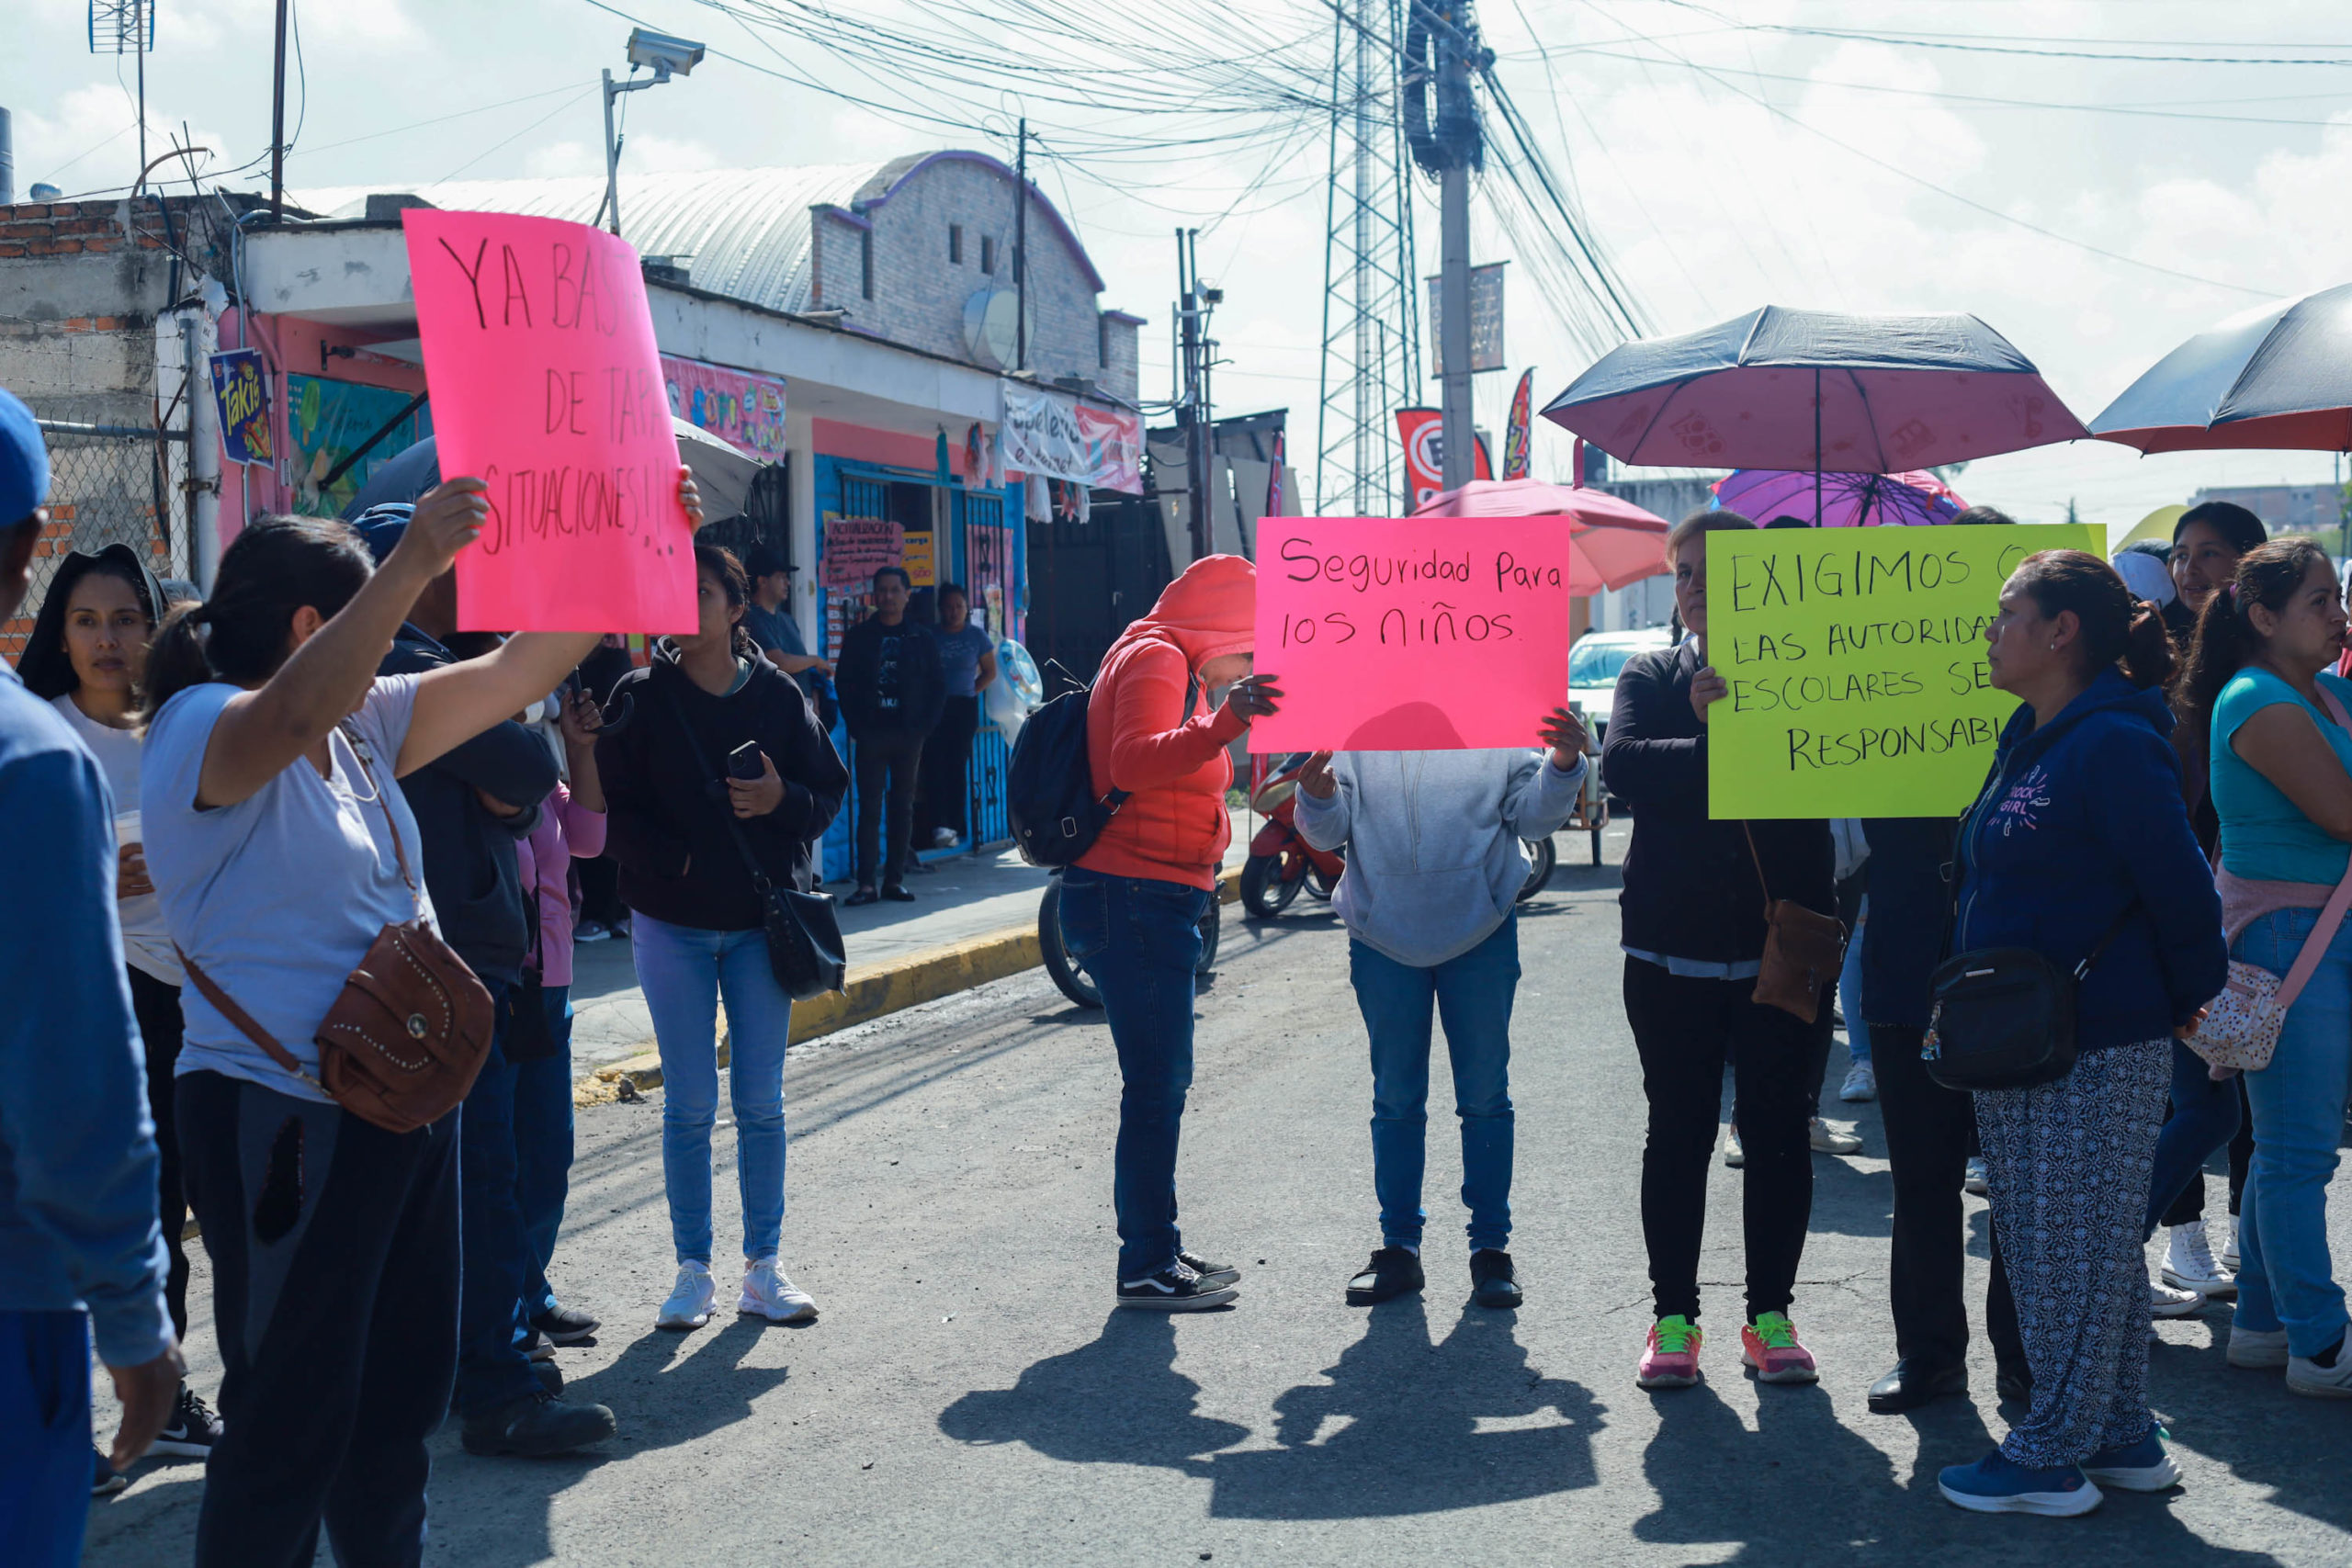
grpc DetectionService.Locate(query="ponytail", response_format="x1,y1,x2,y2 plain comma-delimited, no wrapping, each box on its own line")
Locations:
2011,548,2175,690
139,515,372,726
2177,538,2333,744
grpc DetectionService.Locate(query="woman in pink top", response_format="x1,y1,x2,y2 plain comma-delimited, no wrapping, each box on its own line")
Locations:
512,689,609,1348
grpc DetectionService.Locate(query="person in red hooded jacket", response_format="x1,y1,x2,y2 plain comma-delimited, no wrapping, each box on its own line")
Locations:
1059,554,1280,1310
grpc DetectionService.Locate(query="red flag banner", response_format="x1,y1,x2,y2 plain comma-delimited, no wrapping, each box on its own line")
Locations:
1396,408,1493,511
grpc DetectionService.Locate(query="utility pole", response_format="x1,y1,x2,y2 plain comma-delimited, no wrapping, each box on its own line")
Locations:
269,0,288,220
1430,3,1483,489
1177,228,1210,562
1014,118,1029,373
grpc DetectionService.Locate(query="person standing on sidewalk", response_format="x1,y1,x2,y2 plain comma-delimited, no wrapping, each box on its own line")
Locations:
741,546,833,684
837,565,944,904
1292,707,1589,1311
1602,510,1834,1391
17,544,221,1467
598,544,847,1333
917,581,998,852
1936,550,2223,1516
1063,554,1276,1311
511,688,611,1353
354,507,593,1457
0,389,181,1565
141,473,688,1560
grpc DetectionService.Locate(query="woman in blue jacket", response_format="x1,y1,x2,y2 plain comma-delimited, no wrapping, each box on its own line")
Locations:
1938,550,2225,1517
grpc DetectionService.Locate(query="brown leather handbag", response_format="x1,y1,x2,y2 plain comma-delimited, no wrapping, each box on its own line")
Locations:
1743,823,1846,1023
179,726,495,1134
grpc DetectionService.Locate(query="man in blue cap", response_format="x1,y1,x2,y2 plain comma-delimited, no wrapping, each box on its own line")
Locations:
0,385,183,1559
351,504,617,1457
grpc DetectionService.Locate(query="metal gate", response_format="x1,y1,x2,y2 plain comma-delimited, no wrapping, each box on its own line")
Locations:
4,423,185,663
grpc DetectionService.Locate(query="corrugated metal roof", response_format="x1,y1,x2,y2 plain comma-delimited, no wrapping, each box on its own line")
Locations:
291,165,873,314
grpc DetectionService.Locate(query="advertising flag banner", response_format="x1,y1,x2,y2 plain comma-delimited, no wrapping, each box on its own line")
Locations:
402,209,695,634
1251,515,1577,751
1396,408,1495,510
1704,522,2103,818
1503,369,1533,479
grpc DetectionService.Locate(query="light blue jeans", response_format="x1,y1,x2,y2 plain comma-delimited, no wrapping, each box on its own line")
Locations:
1838,894,1871,1067
2232,908,2352,1359
632,913,794,1266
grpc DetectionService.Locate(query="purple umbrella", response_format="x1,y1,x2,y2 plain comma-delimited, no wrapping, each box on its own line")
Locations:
1712,468,1966,528
1543,306,2087,522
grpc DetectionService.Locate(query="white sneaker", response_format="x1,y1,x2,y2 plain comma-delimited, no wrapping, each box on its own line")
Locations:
739,1256,819,1324
1838,1061,1877,1102
932,828,961,849
2287,1346,2352,1398
2161,1222,2237,1300
1963,1156,1990,1196
656,1260,717,1331
2222,1215,2241,1271
1723,1126,1745,1168
1809,1117,1863,1156
2149,1270,2204,1320
2228,1323,2290,1369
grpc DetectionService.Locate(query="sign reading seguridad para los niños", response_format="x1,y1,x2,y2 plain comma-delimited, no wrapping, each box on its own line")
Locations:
1704,522,2103,818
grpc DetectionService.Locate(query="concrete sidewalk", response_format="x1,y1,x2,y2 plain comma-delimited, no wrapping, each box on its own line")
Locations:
569,808,1262,1100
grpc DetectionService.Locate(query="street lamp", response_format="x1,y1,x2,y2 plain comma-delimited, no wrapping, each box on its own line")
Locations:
600,28,704,239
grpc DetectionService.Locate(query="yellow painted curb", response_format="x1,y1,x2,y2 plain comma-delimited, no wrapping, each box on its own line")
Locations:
574,863,1240,1108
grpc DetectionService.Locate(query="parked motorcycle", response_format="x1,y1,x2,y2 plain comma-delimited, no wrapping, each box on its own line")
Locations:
1239,754,1347,919
1038,869,1223,1010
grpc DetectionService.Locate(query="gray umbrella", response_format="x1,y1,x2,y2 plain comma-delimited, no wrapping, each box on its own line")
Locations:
341,419,765,522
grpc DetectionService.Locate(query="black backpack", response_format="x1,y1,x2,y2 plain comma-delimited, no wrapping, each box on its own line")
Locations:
1007,666,1197,868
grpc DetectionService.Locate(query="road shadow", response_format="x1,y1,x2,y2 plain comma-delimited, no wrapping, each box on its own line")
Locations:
1207,1297,1604,1518
939,1310,1249,1471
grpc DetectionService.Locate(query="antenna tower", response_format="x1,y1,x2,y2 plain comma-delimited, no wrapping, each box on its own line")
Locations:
1314,0,1420,516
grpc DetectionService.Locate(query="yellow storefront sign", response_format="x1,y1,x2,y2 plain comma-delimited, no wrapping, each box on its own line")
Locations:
1704,523,2104,818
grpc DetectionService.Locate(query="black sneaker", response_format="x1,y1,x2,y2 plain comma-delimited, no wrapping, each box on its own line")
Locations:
533,1359,564,1396
1116,1259,1238,1311
1345,1247,1425,1306
846,886,880,908
1996,1364,2035,1405
1179,1250,1241,1289
459,1391,617,1458
91,1447,126,1497
532,1303,602,1345
149,1383,223,1460
1470,1248,1522,1309
881,884,917,902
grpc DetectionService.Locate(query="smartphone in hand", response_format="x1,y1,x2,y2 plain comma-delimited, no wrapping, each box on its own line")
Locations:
726,741,765,781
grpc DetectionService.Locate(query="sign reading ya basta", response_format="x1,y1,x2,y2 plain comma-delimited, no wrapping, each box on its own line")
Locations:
1704,522,2103,818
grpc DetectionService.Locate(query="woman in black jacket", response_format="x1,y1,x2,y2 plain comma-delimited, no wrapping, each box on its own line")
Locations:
597,545,847,1334
1601,510,1836,1392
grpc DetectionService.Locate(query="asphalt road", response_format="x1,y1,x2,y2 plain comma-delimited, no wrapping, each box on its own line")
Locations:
85,829,2352,1566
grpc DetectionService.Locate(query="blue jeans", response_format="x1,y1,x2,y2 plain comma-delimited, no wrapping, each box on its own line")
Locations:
633,913,793,1265
0,1310,89,1568
1838,894,1871,1066
1057,866,1211,1280
2143,1039,2241,1238
1351,913,1519,1253
2232,908,2352,1359
513,985,575,1329
456,979,540,1416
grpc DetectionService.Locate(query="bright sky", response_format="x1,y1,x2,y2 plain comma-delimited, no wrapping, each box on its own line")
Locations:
10,0,2352,539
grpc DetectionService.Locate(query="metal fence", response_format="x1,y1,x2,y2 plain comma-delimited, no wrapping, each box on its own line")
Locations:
3,423,184,664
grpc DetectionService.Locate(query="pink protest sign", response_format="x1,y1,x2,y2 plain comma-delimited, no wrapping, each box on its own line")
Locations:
402,209,695,633
1251,516,1577,751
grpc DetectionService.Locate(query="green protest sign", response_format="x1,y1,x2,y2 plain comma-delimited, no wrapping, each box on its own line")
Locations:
1704,523,2105,818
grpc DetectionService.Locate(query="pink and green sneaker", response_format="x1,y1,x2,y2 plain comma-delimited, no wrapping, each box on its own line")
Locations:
1637,1314,1704,1389
1741,1312,1820,1384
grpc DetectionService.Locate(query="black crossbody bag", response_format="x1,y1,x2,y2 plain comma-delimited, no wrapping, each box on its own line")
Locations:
667,702,847,1002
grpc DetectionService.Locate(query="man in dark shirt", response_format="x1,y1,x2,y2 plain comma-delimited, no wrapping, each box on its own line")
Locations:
834,566,944,904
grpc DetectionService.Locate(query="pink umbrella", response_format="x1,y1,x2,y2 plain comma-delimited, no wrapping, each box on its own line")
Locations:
1412,476,1670,593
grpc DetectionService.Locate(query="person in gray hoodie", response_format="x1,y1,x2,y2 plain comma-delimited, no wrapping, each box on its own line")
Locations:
1294,705,1590,1308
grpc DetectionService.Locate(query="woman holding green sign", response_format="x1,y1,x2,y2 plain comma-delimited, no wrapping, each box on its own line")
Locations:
1936,550,2224,1517
1602,509,1836,1393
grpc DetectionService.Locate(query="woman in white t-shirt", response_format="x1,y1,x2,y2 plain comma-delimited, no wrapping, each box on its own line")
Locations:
18,544,222,1462
138,471,699,1559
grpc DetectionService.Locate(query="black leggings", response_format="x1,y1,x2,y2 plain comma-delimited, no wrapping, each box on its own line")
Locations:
178,1072,458,1568
127,967,188,1340
917,694,980,842
1623,957,1815,1322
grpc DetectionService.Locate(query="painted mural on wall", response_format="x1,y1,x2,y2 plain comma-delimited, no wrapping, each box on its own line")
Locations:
285,374,433,518
662,355,788,461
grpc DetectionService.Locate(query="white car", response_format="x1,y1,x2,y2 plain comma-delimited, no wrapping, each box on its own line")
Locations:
1568,627,1674,741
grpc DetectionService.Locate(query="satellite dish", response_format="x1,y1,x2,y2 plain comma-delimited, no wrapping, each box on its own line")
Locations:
963,288,1029,371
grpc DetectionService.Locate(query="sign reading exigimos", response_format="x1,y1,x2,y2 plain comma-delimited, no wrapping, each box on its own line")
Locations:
1704,522,2103,818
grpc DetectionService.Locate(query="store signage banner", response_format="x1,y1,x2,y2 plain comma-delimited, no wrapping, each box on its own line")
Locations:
1000,384,1143,495
1250,515,1577,751
1704,522,2103,818
403,209,695,634
662,355,787,461
820,514,904,588
209,348,273,468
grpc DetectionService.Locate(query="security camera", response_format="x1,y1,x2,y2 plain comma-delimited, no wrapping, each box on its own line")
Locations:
626,28,705,80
